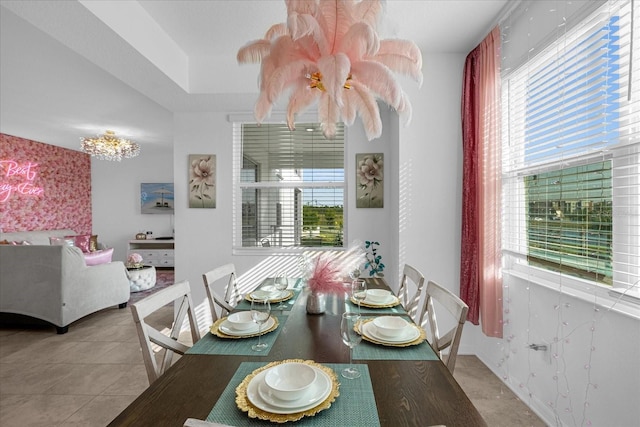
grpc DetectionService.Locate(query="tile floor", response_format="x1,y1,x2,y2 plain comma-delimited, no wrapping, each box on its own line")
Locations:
0,306,546,427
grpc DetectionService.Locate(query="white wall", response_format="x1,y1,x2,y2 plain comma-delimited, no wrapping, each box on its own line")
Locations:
172,108,397,318
470,273,640,427
397,53,467,337
91,145,174,262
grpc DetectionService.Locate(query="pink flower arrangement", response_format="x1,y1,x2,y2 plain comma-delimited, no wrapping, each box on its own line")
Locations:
127,252,143,268
306,252,346,294
302,241,367,294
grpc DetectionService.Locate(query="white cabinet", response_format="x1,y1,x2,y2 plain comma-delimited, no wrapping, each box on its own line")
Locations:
127,240,175,268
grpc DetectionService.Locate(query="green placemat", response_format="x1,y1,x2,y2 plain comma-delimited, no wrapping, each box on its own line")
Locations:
234,278,304,312
345,299,408,316
187,314,286,356
353,337,438,361
352,317,438,361
206,362,380,427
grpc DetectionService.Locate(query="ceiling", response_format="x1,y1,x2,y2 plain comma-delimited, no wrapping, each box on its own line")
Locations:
0,0,508,152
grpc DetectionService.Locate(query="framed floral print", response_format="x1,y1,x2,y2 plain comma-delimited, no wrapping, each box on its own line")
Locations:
189,154,216,208
356,153,383,208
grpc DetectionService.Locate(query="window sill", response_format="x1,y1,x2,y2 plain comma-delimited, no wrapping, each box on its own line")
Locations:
608,287,640,304
232,247,344,256
505,264,640,320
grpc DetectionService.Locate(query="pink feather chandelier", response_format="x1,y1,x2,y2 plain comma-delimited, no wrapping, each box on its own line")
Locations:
237,0,422,141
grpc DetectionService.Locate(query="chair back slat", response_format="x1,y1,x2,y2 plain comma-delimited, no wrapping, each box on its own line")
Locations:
397,264,426,322
131,280,201,385
202,263,241,321
419,280,469,373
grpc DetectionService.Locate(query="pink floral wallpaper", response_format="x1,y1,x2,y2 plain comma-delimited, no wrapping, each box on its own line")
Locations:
0,133,92,234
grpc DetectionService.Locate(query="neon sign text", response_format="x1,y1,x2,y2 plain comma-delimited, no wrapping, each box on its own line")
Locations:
0,160,45,202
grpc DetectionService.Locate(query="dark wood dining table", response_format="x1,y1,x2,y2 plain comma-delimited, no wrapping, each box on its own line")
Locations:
109,277,487,427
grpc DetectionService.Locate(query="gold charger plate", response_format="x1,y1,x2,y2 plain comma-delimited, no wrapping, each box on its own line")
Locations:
245,289,294,303
236,359,340,423
350,295,401,308
355,318,426,347
210,315,279,339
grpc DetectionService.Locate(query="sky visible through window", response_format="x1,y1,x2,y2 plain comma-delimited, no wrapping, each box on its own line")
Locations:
525,16,620,163
301,168,344,207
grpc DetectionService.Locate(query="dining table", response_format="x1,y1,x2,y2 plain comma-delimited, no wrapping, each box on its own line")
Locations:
109,277,487,427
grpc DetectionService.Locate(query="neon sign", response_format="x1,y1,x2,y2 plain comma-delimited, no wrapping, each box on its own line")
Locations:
0,160,45,202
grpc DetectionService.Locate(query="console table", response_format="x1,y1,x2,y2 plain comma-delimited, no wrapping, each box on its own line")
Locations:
127,239,174,268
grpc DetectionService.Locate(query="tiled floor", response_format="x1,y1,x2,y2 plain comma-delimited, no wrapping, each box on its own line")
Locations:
0,306,546,427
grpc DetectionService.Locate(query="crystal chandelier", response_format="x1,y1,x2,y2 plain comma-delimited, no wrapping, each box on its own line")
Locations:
80,130,140,161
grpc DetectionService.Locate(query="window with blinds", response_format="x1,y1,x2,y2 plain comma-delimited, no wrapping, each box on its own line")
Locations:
502,0,639,288
233,122,345,249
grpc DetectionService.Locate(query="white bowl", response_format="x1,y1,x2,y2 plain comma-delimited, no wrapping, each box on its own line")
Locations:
372,316,409,338
366,289,392,303
264,362,317,401
226,311,255,331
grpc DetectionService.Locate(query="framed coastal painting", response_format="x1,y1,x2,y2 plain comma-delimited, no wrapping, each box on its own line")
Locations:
189,154,216,208
356,153,383,208
141,183,174,214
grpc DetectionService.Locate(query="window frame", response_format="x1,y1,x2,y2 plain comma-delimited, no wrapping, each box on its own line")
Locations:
231,114,347,255
500,0,640,307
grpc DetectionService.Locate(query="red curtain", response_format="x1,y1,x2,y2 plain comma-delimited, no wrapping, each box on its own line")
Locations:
460,26,503,338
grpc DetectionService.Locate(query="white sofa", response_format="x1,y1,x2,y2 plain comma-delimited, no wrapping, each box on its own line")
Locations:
0,229,130,333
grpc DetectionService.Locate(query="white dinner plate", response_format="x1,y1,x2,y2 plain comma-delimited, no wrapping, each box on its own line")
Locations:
361,321,420,344
247,366,332,414
218,316,276,336
248,289,289,302
363,294,400,306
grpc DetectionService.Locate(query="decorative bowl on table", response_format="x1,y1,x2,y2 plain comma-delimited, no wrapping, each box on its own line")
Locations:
236,359,340,422
226,311,255,331
365,289,391,303
372,316,410,338
263,362,317,401
212,316,279,339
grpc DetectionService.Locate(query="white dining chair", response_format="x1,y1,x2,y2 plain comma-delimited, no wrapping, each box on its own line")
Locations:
397,263,426,322
202,263,242,322
419,280,469,374
130,280,201,385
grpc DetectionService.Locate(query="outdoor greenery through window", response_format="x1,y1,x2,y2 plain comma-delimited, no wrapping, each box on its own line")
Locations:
525,162,612,284
234,122,345,249
502,0,639,289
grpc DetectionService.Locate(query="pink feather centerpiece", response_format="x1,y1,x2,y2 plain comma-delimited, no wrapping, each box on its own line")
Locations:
301,241,367,294
306,252,346,294
237,0,422,141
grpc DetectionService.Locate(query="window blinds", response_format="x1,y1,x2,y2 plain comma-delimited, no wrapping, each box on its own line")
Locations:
501,0,639,288
233,122,345,249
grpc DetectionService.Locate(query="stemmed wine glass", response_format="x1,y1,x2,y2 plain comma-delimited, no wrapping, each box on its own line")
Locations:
351,278,367,315
273,272,289,310
349,267,361,281
341,312,362,379
250,297,271,352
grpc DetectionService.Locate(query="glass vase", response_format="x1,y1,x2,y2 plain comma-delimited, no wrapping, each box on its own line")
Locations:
306,291,326,314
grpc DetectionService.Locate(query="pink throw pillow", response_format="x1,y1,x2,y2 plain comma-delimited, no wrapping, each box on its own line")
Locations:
83,247,114,266
69,234,92,253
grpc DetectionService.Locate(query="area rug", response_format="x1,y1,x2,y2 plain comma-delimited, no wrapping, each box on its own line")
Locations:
129,269,175,305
